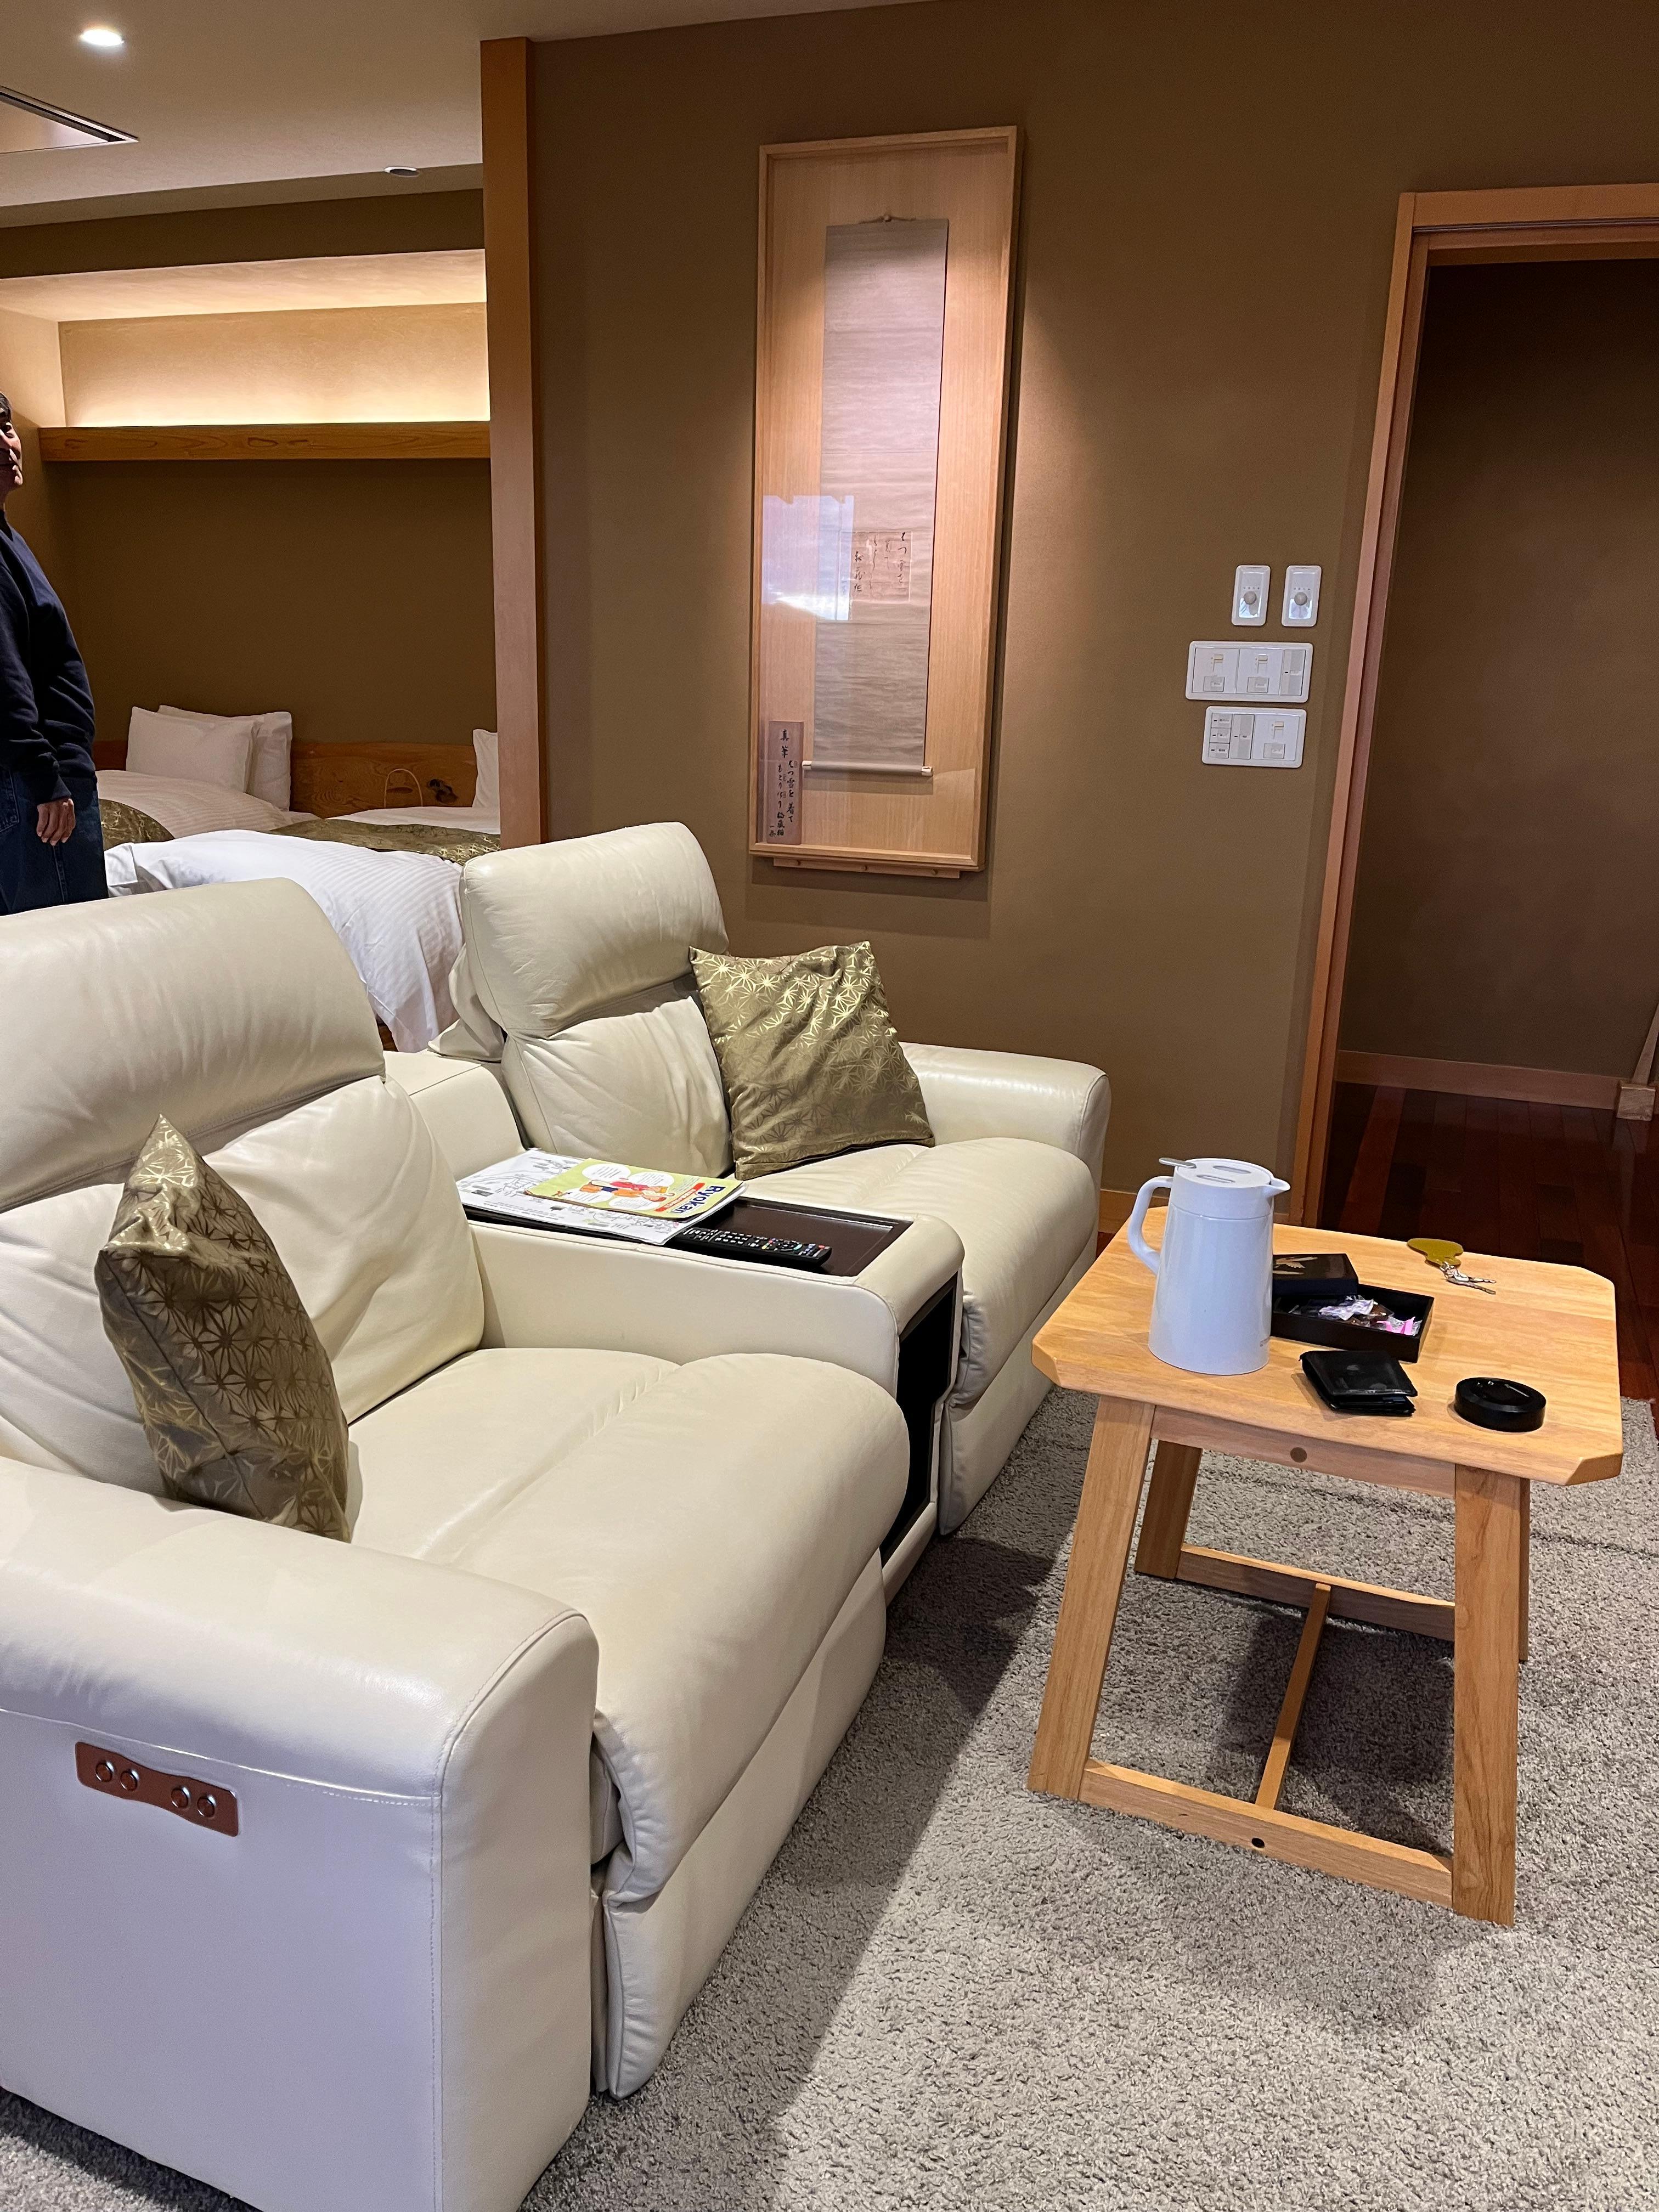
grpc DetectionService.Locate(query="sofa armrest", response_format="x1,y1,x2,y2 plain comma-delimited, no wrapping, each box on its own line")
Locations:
471,1215,963,1396
902,1042,1111,1187
384,1048,524,1177
0,1460,597,2212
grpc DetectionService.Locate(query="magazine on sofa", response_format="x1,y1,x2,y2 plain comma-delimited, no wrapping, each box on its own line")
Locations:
456,1150,741,1245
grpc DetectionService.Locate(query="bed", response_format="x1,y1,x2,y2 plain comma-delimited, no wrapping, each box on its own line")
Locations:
97,715,500,1049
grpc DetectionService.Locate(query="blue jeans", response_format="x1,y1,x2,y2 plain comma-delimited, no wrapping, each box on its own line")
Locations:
0,767,109,913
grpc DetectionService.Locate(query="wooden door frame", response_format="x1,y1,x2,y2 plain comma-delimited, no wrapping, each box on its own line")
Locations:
1289,182,1659,1223
480,36,546,847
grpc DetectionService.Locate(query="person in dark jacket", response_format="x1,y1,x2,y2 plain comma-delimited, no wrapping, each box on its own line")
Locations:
0,391,106,912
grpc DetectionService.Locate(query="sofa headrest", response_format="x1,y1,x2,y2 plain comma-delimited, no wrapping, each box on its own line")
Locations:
452,822,727,1041
1,879,383,1210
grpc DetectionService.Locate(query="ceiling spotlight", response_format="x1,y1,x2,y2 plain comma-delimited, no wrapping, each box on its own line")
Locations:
79,26,125,49
385,165,419,177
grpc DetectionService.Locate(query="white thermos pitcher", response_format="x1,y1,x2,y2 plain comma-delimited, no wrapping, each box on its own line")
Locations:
1125,1156,1290,1375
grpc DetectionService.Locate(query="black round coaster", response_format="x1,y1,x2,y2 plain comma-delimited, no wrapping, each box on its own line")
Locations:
1454,1376,1546,1432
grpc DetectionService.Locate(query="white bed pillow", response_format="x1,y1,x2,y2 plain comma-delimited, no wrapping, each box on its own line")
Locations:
127,706,255,792
160,702,294,810
472,729,499,815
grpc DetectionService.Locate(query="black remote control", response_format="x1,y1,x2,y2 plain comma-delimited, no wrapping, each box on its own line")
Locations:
672,1226,833,1269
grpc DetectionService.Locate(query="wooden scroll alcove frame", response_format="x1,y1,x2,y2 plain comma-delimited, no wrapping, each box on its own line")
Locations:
749,127,1020,879
1290,183,1659,1222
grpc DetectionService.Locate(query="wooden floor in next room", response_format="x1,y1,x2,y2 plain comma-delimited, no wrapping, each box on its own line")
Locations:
1321,1082,1659,1411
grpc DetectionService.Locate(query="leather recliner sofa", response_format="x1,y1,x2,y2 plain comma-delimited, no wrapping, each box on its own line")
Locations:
0,881,910,2212
416,820,1111,1533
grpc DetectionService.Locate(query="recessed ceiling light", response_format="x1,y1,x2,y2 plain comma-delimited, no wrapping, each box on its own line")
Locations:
79,26,125,49
385,165,419,177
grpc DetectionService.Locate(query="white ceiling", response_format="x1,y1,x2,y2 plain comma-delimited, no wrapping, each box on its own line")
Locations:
0,250,487,322
1,1,920,223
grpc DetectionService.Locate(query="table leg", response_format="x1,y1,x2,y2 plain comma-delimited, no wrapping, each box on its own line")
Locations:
1453,1465,1526,1924
1133,1440,1202,1578
1029,1397,1154,1801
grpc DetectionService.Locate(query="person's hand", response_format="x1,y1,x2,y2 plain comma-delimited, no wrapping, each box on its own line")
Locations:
35,797,76,845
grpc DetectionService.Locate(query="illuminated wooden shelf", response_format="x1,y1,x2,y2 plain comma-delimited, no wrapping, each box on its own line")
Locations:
38,421,490,463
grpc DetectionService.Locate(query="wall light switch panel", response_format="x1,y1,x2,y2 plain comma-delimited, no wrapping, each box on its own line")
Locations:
1203,707,1305,768
1282,565,1322,625
1186,641,1312,702
1232,563,1270,625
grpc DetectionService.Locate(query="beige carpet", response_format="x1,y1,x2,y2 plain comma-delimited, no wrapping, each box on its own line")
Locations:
4,1391,1657,2210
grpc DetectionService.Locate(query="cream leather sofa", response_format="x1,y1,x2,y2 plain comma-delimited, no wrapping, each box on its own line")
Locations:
0,881,908,2212
420,821,1110,1532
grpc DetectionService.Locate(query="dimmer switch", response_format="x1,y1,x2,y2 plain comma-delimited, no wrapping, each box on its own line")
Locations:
1232,564,1270,626
1283,565,1321,625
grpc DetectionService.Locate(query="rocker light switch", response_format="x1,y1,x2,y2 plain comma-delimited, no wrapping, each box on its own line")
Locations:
1232,564,1270,626
1202,707,1305,768
1186,641,1311,702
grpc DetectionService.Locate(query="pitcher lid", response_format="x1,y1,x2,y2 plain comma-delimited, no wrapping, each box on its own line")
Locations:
1160,1156,1289,1217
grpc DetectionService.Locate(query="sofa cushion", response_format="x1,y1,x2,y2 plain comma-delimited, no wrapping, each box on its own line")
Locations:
504,986,731,1176
452,822,727,1044
349,1347,676,1562
359,1350,905,1899
0,879,382,1212
746,1137,1097,1407
0,1078,482,1488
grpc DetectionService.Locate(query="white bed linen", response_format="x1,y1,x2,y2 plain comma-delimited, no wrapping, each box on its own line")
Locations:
343,805,501,834
105,831,462,1052
97,769,310,838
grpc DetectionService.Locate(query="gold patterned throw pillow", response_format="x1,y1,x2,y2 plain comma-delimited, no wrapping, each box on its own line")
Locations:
690,941,933,1179
96,1116,351,1541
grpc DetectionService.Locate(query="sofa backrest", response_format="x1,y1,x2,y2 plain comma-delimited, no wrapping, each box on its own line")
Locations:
0,882,482,1490
445,823,735,1174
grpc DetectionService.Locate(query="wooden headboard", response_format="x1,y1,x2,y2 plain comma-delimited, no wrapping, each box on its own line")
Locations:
92,737,478,816
288,742,477,816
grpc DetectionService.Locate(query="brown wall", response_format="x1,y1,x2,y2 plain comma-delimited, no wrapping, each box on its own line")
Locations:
1342,261,1659,1079
54,456,495,753
0,305,69,588
0,192,494,758
528,0,1659,1192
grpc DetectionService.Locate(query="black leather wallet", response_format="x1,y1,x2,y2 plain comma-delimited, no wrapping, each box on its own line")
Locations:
1300,1348,1417,1417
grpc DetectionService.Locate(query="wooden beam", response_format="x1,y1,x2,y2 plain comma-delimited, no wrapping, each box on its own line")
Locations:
1412,182,1659,231
1175,1545,1455,1641
481,35,545,848
1255,1582,1331,1810
1452,1466,1525,1924
1289,196,1425,1223
40,422,488,463
1133,1440,1201,1578
1028,1397,1153,1800
1080,1759,1452,1908
1335,1050,1619,1111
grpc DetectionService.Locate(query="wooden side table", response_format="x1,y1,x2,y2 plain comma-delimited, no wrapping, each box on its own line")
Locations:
1027,1224,1622,1923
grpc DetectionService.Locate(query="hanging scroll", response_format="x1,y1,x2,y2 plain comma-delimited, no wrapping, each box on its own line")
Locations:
751,128,1019,877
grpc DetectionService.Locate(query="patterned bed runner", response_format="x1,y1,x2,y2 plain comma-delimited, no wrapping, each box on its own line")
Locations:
275,819,501,866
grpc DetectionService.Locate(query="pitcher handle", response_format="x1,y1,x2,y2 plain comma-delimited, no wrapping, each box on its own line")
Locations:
1124,1175,1174,1277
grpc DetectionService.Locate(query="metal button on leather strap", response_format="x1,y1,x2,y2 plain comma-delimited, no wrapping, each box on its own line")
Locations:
75,1742,240,1835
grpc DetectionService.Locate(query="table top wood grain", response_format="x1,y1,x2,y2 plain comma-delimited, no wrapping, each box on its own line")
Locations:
1034,1221,1622,1490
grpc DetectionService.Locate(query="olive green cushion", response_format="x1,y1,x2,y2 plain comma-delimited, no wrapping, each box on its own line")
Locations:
690,941,933,1180
95,1115,351,1540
